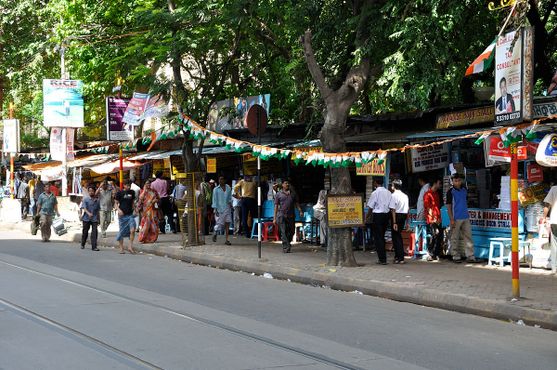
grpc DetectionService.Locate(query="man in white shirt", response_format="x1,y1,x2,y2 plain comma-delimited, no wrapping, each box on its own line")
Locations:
390,179,409,264
416,176,430,221
366,177,392,265
542,185,557,273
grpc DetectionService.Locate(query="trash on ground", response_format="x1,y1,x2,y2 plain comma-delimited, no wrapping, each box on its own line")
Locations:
351,290,363,295
263,272,273,279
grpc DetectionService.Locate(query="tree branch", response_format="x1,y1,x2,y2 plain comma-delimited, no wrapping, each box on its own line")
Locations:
301,29,333,102
542,0,557,26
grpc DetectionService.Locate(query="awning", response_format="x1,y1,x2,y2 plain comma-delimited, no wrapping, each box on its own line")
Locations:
346,131,411,144
128,146,236,161
89,159,144,175
406,127,493,139
23,154,119,174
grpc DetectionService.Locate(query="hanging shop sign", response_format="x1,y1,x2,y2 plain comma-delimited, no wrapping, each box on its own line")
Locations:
526,162,544,183
123,92,150,126
494,27,534,126
106,97,132,141
49,127,75,161
535,133,557,167
206,94,271,133
43,79,84,128
356,159,386,176
2,119,20,153
519,183,549,206
326,195,364,228
207,158,217,173
410,143,450,172
484,136,526,166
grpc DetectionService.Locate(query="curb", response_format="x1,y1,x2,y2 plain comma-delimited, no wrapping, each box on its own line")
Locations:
2,223,556,330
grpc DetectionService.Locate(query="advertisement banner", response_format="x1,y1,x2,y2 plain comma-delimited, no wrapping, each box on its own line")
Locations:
143,94,169,119
526,162,544,183
410,143,450,173
206,158,217,173
43,79,84,128
2,119,20,153
206,94,270,133
356,159,386,176
468,209,512,231
106,97,132,141
494,27,534,125
50,127,75,161
123,92,150,126
535,133,557,167
484,136,526,166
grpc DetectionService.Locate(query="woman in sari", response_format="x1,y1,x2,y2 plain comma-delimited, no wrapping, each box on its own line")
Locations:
137,180,160,243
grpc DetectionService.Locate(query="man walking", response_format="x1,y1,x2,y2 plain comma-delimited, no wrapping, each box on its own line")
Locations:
542,184,557,273
36,182,59,242
115,180,136,254
212,176,232,245
416,176,430,221
80,186,100,251
446,173,475,263
389,179,409,264
234,175,257,238
151,171,172,233
274,180,303,253
17,174,30,219
232,177,242,236
366,177,392,265
96,178,115,238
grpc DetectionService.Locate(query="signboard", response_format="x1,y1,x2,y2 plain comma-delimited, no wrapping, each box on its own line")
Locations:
50,127,75,161
526,162,544,183
123,92,150,126
143,94,169,119
410,143,450,173
106,97,132,141
2,119,20,153
436,106,494,129
485,136,527,164
43,79,84,128
207,158,217,173
327,195,364,228
356,159,386,176
468,209,513,231
494,27,534,125
206,94,270,133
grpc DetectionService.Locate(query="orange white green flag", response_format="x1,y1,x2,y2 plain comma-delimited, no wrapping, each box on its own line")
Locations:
465,39,496,76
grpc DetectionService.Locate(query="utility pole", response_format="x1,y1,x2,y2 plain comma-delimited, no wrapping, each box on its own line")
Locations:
8,102,14,199
60,41,68,196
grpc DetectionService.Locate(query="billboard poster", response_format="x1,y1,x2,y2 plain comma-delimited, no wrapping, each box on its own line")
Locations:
2,119,20,153
50,127,75,161
123,92,150,126
410,143,450,173
143,94,169,119
43,79,84,128
494,27,534,125
106,97,132,141
206,94,270,133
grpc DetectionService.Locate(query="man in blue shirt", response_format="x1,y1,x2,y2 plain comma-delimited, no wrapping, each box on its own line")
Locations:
212,176,232,245
80,186,100,251
446,174,476,263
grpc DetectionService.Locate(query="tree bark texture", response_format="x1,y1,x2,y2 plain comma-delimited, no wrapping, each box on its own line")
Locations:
302,30,371,266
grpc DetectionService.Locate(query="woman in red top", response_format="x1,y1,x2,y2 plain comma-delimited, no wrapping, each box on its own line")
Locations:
424,179,442,261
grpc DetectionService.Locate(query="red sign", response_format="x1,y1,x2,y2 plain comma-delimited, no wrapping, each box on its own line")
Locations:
488,136,527,161
527,162,544,183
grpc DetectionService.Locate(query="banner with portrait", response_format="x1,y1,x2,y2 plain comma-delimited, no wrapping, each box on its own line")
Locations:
494,27,534,126
206,94,270,133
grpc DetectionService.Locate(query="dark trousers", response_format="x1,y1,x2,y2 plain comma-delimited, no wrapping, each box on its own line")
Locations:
159,197,174,233
372,213,389,262
241,197,257,237
82,221,98,249
278,215,295,250
392,213,407,262
427,223,443,257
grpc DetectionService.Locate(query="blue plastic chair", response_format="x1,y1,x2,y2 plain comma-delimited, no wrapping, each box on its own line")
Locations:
251,200,275,239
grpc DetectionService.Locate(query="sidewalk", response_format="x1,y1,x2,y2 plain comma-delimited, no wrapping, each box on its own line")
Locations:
3,220,557,330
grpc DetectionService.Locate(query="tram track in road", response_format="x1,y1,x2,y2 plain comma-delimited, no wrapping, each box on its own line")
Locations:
0,258,366,370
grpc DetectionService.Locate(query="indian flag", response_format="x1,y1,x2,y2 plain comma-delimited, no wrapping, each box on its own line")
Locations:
465,39,496,76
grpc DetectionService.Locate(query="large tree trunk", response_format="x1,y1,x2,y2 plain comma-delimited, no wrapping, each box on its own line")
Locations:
302,30,371,266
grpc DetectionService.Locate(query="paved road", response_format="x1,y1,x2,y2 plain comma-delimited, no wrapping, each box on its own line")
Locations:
1,232,556,370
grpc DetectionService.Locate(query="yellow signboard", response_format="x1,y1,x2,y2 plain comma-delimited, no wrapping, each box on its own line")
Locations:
327,195,364,228
356,160,386,176
207,158,217,173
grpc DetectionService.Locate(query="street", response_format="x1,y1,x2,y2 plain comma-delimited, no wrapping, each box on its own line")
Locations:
0,231,556,370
